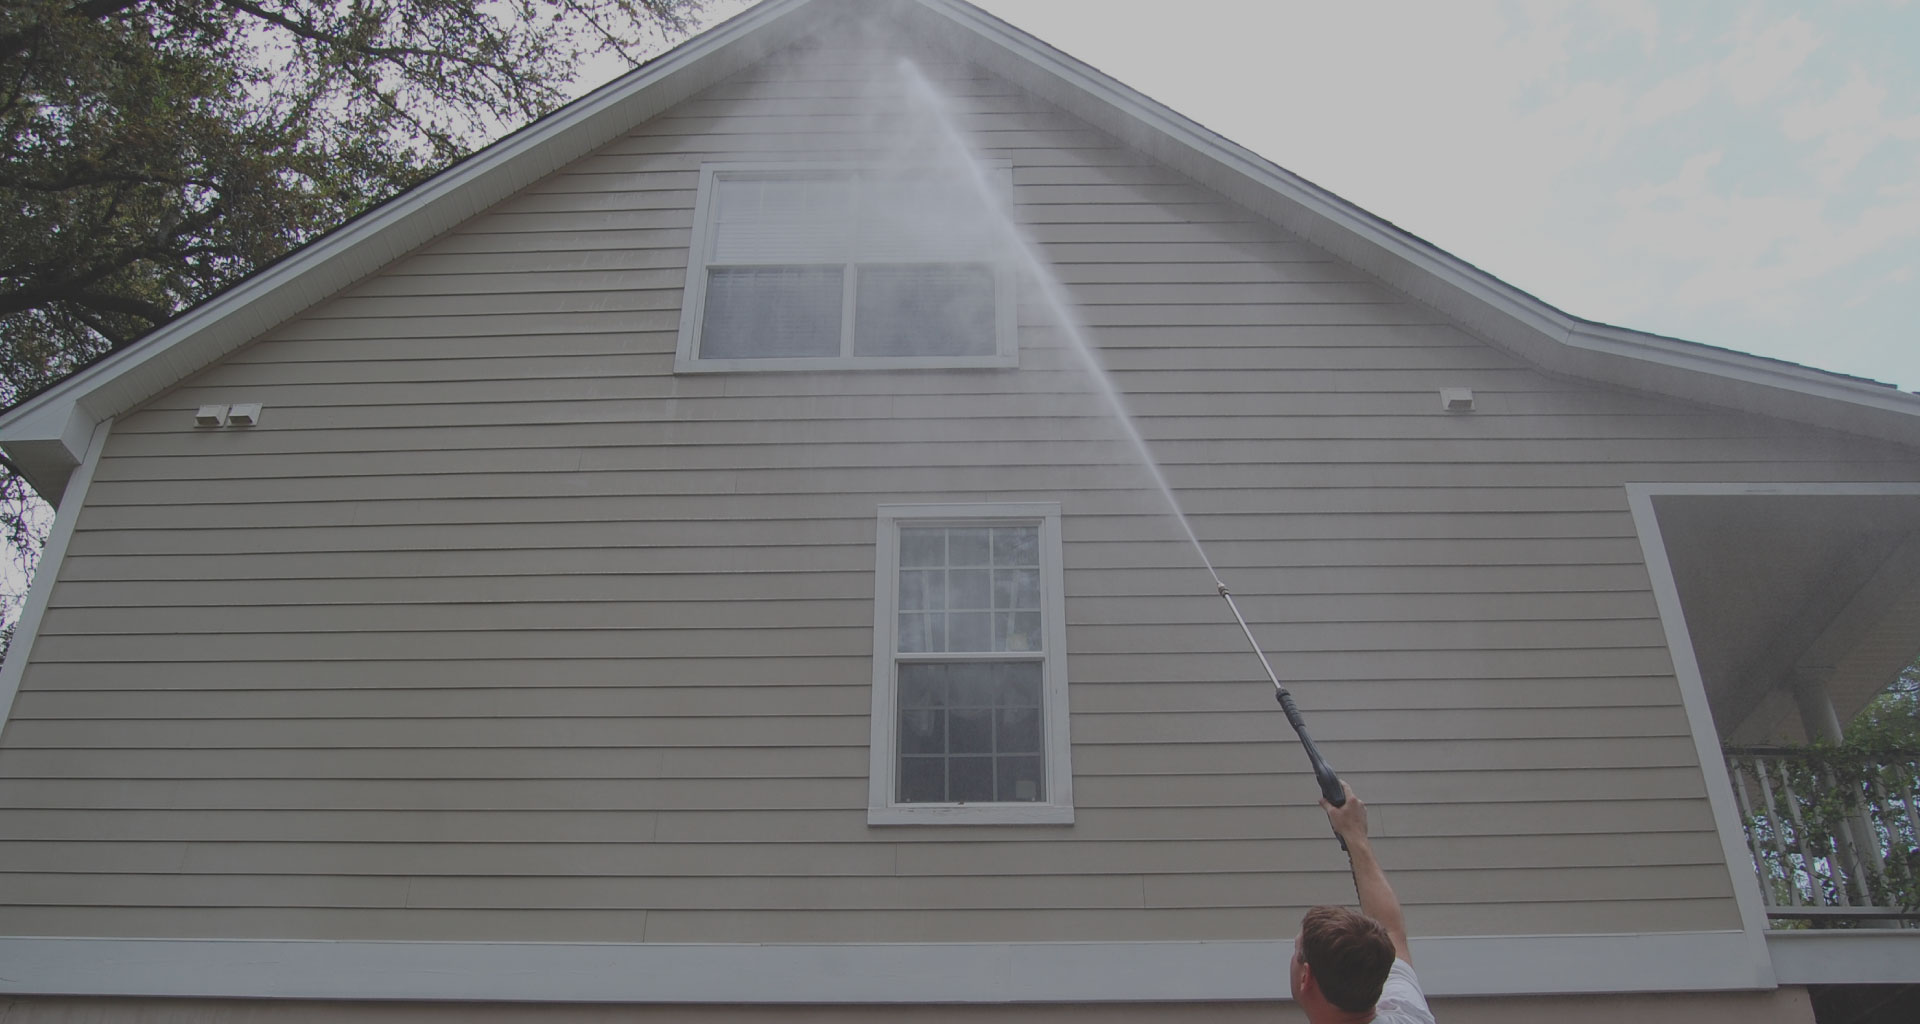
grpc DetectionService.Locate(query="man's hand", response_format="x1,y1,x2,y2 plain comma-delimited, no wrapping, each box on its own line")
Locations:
1321,781,1411,963
1320,781,1369,847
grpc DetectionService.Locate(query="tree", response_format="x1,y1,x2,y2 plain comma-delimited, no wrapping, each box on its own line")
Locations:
1846,658,1920,749
0,0,716,653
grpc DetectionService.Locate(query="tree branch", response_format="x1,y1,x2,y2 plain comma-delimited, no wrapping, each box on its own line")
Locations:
212,0,530,74
0,0,145,63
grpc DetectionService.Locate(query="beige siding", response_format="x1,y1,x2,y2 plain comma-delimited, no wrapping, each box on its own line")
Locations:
5,28,1920,949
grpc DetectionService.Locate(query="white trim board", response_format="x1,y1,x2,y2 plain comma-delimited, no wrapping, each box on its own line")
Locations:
1623,484,1784,983
0,932,1767,1003
0,418,112,725
1767,930,1920,985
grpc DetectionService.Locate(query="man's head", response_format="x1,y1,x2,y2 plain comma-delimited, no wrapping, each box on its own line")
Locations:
1290,905,1396,1016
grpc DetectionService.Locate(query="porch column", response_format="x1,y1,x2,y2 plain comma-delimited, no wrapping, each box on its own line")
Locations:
1791,674,1845,744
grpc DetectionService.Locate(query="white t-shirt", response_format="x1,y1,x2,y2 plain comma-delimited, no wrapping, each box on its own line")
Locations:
1373,959,1435,1023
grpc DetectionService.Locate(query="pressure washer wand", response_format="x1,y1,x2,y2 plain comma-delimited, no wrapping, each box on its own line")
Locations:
1216,583,1349,841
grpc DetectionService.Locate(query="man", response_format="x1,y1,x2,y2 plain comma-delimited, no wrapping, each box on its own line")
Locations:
1289,782,1435,1023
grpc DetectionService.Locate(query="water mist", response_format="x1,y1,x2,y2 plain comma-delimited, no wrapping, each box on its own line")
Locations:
892,60,1347,814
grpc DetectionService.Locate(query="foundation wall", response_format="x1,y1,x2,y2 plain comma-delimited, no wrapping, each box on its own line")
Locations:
0,989,1818,1024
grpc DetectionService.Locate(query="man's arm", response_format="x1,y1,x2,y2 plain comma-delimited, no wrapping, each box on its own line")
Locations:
1322,781,1412,964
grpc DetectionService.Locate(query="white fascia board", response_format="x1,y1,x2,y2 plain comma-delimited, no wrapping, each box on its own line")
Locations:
0,932,1767,1003
906,0,1920,449
1767,930,1920,985
0,0,824,498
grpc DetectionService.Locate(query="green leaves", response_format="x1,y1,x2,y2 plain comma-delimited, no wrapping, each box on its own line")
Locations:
2,0,707,404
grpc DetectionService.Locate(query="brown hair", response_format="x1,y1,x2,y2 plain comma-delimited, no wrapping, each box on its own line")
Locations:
1298,905,1396,1013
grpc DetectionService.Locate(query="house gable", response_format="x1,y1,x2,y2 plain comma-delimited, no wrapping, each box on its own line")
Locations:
5,0,1920,503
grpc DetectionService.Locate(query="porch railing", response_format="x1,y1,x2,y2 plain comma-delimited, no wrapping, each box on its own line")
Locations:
1724,746,1920,926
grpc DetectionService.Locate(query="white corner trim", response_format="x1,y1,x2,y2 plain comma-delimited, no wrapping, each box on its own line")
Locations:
1767,930,1920,985
1623,484,1778,982
0,932,1768,1003
0,418,112,726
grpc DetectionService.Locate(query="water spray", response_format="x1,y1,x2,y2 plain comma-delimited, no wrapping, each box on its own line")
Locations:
892,57,1348,838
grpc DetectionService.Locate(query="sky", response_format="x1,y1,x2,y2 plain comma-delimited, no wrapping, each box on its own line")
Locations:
697,0,1920,390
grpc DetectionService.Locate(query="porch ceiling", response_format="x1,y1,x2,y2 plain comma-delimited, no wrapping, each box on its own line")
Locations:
1654,493,1920,742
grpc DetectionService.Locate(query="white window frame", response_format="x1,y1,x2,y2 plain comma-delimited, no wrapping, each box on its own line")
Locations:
674,162,1019,373
869,502,1073,825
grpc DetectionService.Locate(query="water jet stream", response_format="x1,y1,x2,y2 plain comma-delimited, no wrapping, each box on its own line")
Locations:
894,59,1346,813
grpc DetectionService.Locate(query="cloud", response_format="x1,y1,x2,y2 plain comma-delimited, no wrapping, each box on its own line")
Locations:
1717,13,1821,104
1610,149,1920,313
1781,69,1920,187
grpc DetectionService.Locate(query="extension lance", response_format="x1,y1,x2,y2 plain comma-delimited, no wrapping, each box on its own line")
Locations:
1215,583,1349,851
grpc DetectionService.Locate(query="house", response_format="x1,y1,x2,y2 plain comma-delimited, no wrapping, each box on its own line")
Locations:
1,0,1918,1019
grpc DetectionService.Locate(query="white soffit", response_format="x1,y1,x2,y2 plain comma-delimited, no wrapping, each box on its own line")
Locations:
6,0,1920,500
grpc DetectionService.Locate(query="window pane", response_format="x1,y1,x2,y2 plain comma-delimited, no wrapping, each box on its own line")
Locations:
993,662,1042,706
947,569,990,611
948,528,990,566
949,756,994,802
993,568,1039,611
996,611,1043,653
898,612,935,653
947,612,990,652
899,708,945,755
996,756,1044,802
898,664,947,708
857,176,998,261
949,707,992,754
997,706,1041,754
947,662,1001,705
900,757,945,802
712,176,851,261
899,569,943,611
900,529,945,568
992,527,1038,566
700,266,843,359
853,264,996,358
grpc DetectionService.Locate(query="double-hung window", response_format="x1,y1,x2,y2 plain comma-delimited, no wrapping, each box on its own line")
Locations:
869,503,1073,825
675,163,1017,371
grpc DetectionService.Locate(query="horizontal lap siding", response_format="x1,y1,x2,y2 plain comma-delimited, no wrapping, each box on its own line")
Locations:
6,31,1920,946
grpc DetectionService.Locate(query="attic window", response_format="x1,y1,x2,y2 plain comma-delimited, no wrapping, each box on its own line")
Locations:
675,164,1017,371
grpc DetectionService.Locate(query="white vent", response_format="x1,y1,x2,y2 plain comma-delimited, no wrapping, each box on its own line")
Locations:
1440,388,1475,412
194,405,229,427
227,403,264,427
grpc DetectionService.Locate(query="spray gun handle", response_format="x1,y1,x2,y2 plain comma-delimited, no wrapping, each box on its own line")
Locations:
1275,688,1349,850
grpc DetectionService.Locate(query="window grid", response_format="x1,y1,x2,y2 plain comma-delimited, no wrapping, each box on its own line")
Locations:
893,524,1045,805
